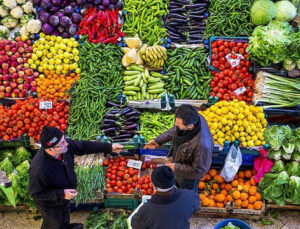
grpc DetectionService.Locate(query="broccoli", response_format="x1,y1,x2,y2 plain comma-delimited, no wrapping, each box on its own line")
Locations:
20,14,34,26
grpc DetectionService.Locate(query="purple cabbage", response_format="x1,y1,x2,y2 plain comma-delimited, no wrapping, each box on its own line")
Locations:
56,11,64,18
71,13,82,25
103,0,110,7
49,15,59,27
51,30,60,36
40,11,51,23
61,32,70,38
41,0,52,10
76,0,86,5
57,25,65,32
51,0,61,6
42,23,54,34
69,24,78,35
50,6,60,12
64,6,73,16
60,16,71,27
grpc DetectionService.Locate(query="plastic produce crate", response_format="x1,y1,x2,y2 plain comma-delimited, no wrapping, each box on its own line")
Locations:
257,102,300,116
104,198,139,211
0,134,30,148
209,36,251,71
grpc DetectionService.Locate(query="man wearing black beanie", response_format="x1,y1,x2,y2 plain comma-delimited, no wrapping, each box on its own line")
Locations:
131,166,199,229
29,126,123,229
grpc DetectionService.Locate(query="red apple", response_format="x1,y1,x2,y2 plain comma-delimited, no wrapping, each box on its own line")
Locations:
18,84,23,90
0,92,4,98
3,81,9,87
25,69,33,76
30,81,37,87
18,71,24,77
13,88,20,94
9,67,16,74
5,86,11,93
12,73,18,79
17,58,23,64
2,63,9,69
0,85,5,92
5,45,11,52
10,82,17,88
24,63,29,69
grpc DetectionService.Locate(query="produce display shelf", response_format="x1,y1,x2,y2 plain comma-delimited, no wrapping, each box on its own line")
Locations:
195,203,231,218
0,205,31,212
0,134,30,149
266,201,300,211
209,36,251,71
231,201,266,221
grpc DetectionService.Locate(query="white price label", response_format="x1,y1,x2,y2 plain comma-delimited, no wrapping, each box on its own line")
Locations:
234,87,246,95
225,52,244,67
39,101,53,109
127,159,142,170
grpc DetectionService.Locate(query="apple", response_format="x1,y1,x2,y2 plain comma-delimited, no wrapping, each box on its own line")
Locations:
0,85,5,92
33,72,39,78
4,92,10,97
13,88,20,94
18,84,23,90
3,81,9,87
17,58,24,64
6,51,12,56
22,89,27,94
0,92,4,98
24,63,29,69
5,45,11,52
5,86,12,93
30,81,37,87
18,47,25,53
25,69,33,76
12,73,18,79
18,71,24,77
9,67,16,74
15,52,21,58
2,63,9,69
10,82,17,89
12,47,17,53
18,92,24,98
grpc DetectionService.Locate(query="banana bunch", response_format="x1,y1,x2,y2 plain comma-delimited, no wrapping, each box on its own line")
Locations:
139,44,167,70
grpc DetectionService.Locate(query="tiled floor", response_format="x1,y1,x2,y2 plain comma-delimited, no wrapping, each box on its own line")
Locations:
0,209,299,229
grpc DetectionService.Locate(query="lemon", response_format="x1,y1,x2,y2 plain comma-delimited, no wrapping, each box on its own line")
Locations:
246,127,252,133
255,140,262,146
56,36,62,42
247,141,254,147
242,142,247,147
66,47,72,53
213,135,218,140
69,54,74,60
49,41,54,46
221,118,227,125
217,132,224,138
67,40,73,47
40,32,45,38
30,64,37,69
225,126,230,131
47,53,53,59
63,64,69,70
56,65,63,71
63,59,70,64
75,68,81,74
225,136,230,141
49,59,55,65
74,56,80,62
58,50,63,55
38,44,44,50
234,132,239,138
42,50,48,56
63,39,68,44
217,138,224,145
231,136,236,142
252,136,258,142
48,65,54,70
72,41,78,48
257,113,264,119
35,60,40,65
39,73,45,79
237,120,243,126
55,59,62,65
44,44,50,50
221,107,229,114
42,64,48,70
216,109,222,115
228,113,234,120
217,123,222,129
72,48,79,56
70,38,75,42
257,132,263,140
240,137,246,142
59,43,66,50
262,141,266,145
238,127,244,132
238,113,244,119
63,52,69,59
211,123,218,130
45,35,51,40
240,132,245,137
227,120,233,126
246,136,251,141
28,59,34,65
36,51,43,57
50,47,57,54
39,38,46,44
233,125,239,132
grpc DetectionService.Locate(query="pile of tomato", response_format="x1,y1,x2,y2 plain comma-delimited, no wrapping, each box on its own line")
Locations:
210,39,255,104
104,157,155,195
0,97,68,141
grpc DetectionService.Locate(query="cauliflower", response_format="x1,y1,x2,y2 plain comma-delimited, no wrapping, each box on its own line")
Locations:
20,25,29,36
21,2,32,14
16,0,26,4
10,6,23,19
0,25,9,38
1,16,18,28
3,0,17,9
0,5,9,17
20,14,34,26
25,19,41,33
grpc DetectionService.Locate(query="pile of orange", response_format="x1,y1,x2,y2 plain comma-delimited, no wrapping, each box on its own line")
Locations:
199,169,263,210
36,70,80,99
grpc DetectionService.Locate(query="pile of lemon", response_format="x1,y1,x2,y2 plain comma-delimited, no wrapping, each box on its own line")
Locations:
28,33,80,74
199,99,267,147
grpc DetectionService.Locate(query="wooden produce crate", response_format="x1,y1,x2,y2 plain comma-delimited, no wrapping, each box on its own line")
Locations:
0,204,30,212
195,202,231,218
267,201,300,211
231,201,266,221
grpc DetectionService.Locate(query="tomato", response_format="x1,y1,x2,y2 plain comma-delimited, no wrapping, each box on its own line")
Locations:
211,53,218,60
212,47,218,53
224,41,229,47
219,64,225,71
116,181,122,187
128,188,134,194
243,43,248,49
111,180,116,186
211,41,217,48
229,42,236,48
238,48,245,55
219,57,226,64
145,161,151,168
212,61,219,68
108,188,114,193
106,183,111,188
118,189,123,194
218,45,225,51
111,174,116,180
117,171,124,178
237,42,243,48
147,189,153,195
141,164,146,170
113,186,118,192
218,52,225,58
105,173,111,178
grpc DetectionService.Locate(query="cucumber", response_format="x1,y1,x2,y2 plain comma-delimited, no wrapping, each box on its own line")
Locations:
125,79,136,85
123,91,137,96
144,69,150,79
148,84,164,90
148,89,165,94
150,72,163,78
124,74,140,81
124,71,141,76
148,77,161,84
124,86,140,91
131,65,144,72
134,75,142,87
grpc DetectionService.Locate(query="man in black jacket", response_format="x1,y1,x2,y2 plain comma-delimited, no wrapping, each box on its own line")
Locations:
28,126,123,229
131,166,199,229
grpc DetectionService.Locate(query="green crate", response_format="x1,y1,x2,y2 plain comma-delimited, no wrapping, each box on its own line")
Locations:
0,135,30,148
104,198,140,211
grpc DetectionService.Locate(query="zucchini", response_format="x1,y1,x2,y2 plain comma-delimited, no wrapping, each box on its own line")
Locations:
148,77,161,84
124,86,140,91
124,71,141,76
123,91,137,96
148,89,165,94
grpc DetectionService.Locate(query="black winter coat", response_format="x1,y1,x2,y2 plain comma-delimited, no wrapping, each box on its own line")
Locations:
28,139,112,207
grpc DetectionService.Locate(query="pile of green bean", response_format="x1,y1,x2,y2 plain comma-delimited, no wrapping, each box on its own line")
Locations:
139,112,175,141
204,0,254,38
165,48,212,99
74,165,105,205
67,40,124,140
123,0,169,45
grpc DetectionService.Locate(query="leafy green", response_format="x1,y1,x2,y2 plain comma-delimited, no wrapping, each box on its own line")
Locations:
292,151,300,162
287,176,300,204
268,149,282,160
0,185,16,207
247,21,293,66
12,147,31,167
271,160,285,173
251,0,276,25
274,1,297,22
286,161,300,176
264,125,287,150
293,127,300,153
0,158,15,175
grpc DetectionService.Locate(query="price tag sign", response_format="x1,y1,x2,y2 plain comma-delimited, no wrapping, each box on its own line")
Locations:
234,87,246,95
127,159,142,170
225,52,244,67
39,101,53,109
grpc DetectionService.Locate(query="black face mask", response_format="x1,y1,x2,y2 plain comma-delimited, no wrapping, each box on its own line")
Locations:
176,126,191,136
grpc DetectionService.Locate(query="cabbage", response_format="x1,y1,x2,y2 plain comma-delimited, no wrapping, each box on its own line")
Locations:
275,1,297,22
251,0,276,25
0,157,15,175
12,147,31,167
286,161,300,176
293,127,300,153
268,149,282,160
292,151,300,162
287,176,300,204
264,125,288,150
271,160,285,173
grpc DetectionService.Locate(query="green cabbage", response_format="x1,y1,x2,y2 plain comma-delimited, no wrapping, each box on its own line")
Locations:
271,160,285,173
264,125,288,150
293,127,300,153
292,151,300,162
275,1,297,22
287,176,300,204
286,161,300,176
251,0,276,25
12,147,31,167
0,158,15,175
268,149,282,160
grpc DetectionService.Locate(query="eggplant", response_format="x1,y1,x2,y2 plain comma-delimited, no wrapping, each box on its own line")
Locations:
189,34,205,39
117,130,129,134
168,27,181,34
188,15,206,20
190,25,206,30
126,116,139,122
103,119,119,125
168,18,188,23
113,138,131,143
169,8,187,14
188,9,207,16
103,127,118,133
169,31,185,38
101,124,115,129
112,134,132,139
106,101,120,108
105,113,119,120
185,3,208,9
167,22,182,27
109,109,120,114
124,110,140,118
124,121,136,126
168,13,186,20
191,21,206,26
190,6,208,11
119,107,133,116
125,124,137,130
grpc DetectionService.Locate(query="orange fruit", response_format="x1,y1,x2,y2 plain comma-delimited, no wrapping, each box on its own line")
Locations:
242,200,249,208
209,169,217,177
208,199,216,207
254,201,263,210
238,171,245,178
216,203,224,208
238,178,244,185
214,175,224,183
232,180,239,187
217,194,225,203
235,199,242,207
255,193,262,201
245,170,252,178
199,194,206,200
225,184,232,191
249,186,257,196
220,183,226,189
206,174,212,181
198,182,205,190
221,190,228,196
213,183,219,190
248,204,254,210
240,193,248,201
202,198,209,206
250,177,257,186
227,195,233,202
243,185,250,193
209,195,215,200
232,190,241,200
249,196,256,204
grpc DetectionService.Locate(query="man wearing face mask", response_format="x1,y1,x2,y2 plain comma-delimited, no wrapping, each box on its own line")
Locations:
29,126,123,229
144,104,213,192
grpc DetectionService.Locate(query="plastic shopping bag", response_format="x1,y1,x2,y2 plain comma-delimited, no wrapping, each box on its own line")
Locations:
254,148,273,183
221,144,242,182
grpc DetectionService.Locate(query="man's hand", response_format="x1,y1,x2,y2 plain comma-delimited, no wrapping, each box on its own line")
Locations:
143,140,159,149
112,143,124,154
166,163,175,171
64,189,78,200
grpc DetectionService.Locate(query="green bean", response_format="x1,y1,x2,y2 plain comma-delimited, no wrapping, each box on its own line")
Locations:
205,0,254,39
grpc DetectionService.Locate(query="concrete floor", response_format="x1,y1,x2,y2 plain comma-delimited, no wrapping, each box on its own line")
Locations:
0,209,299,229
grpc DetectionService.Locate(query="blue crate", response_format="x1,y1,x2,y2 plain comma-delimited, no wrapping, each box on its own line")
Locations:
258,102,300,116
209,36,252,71
139,148,169,157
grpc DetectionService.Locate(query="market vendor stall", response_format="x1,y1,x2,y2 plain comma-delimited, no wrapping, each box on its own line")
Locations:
0,0,300,228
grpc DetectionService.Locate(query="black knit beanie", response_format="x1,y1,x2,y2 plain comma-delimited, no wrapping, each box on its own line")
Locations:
151,166,175,189
40,126,63,149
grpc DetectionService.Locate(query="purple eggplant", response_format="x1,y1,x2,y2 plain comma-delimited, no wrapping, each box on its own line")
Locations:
51,30,60,36
101,124,115,129
169,8,187,14
124,110,140,118
112,134,132,139
125,124,137,130
119,107,133,116
126,116,139,122
185,3,208,9
105,113,119,120
103,119,121,125
105,101,120,108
